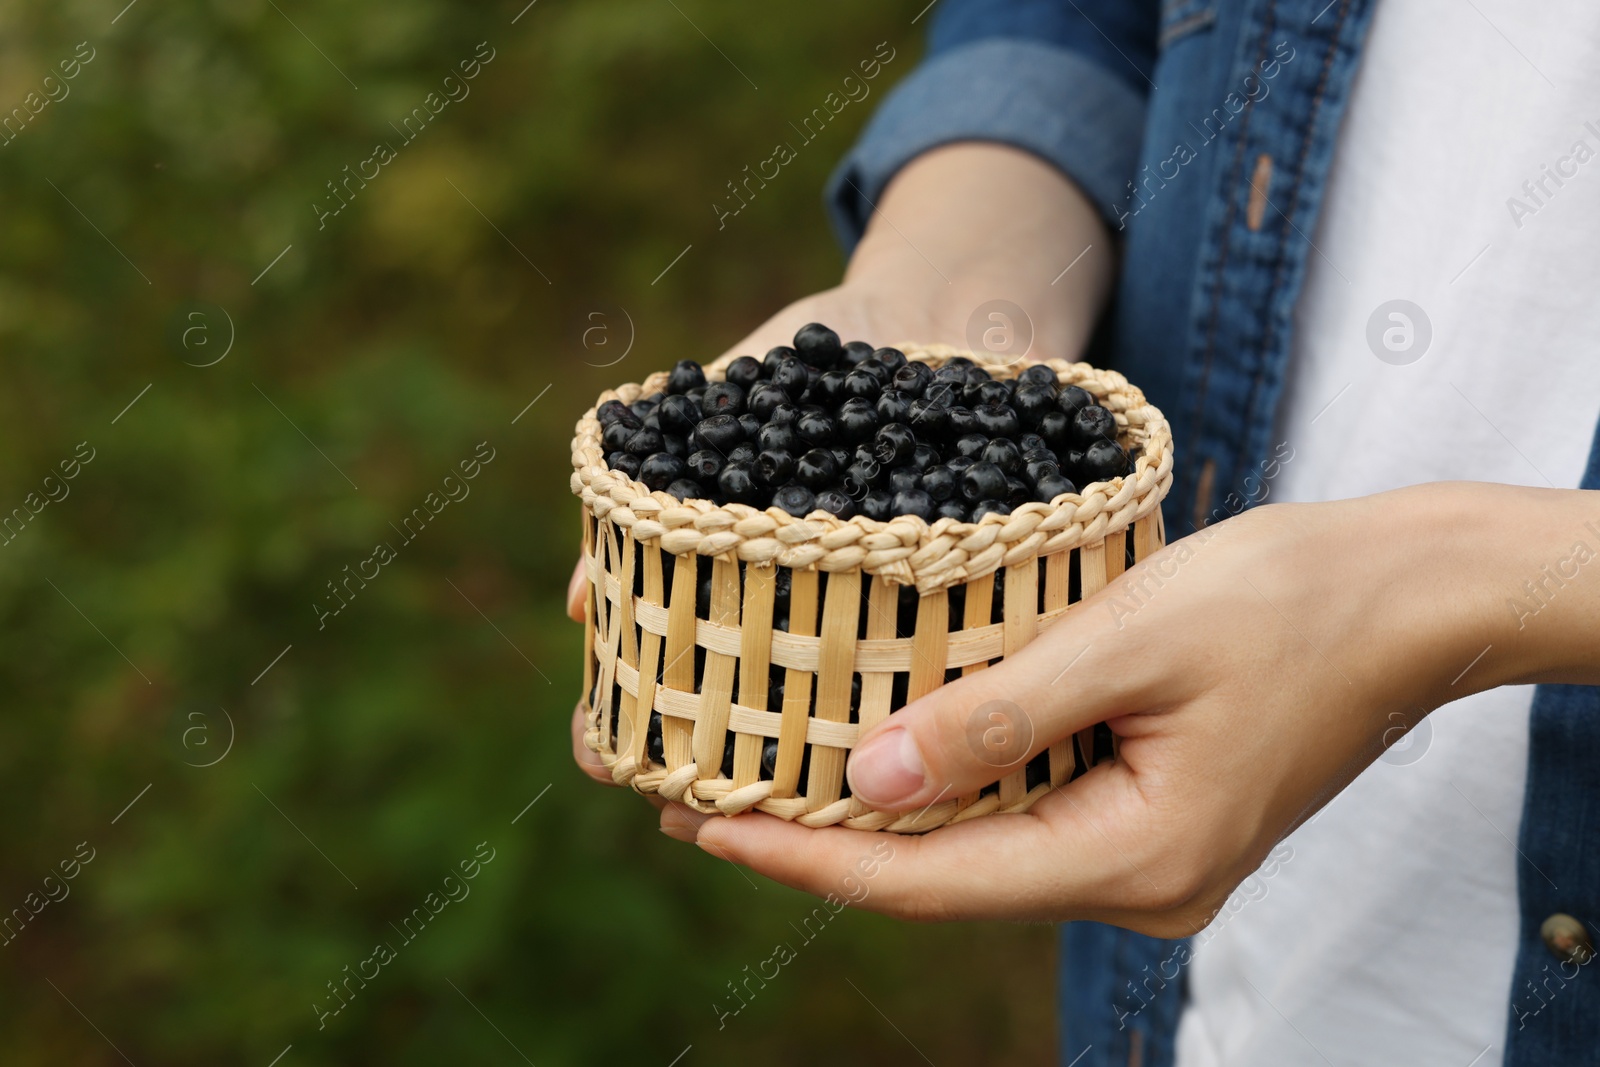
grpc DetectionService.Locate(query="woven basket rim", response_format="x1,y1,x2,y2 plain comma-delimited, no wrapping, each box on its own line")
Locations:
570,342,1173,588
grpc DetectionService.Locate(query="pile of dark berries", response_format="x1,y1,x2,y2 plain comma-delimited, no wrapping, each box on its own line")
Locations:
596,322,1133,523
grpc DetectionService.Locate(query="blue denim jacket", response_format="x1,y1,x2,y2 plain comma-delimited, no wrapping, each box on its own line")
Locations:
825,2,1600,1064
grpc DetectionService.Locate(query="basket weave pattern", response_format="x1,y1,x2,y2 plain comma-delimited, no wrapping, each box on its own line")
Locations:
571,344,1173,832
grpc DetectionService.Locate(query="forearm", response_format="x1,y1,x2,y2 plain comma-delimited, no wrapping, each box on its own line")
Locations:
840,142,1114,361
1471,484,1600,686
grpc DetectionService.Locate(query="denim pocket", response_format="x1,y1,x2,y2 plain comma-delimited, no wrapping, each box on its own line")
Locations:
1159,0,1217,48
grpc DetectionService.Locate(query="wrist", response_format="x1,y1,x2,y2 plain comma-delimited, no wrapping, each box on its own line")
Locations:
840,142,1114,362
1383,484,1514,699
839,249,1104,366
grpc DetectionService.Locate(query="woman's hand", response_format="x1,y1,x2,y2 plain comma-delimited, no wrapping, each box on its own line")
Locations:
659,482,1600,933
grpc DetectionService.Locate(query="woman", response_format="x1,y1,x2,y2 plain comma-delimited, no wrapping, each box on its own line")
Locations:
573,3,1600,1063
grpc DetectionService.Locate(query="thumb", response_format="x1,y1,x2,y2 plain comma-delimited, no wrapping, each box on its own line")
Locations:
845,618,1125,812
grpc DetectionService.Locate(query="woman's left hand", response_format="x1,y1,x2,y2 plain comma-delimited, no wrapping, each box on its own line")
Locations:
659,482,1599,932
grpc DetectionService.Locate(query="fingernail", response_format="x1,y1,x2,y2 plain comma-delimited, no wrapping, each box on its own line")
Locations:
846,727,926,806
660,826,696,843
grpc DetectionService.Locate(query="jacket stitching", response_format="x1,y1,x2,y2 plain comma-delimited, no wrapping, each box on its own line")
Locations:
1238,0,1351,487
1187,0,1278,524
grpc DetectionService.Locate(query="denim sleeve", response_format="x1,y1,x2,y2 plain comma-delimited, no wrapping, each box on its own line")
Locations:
826,0,1159,248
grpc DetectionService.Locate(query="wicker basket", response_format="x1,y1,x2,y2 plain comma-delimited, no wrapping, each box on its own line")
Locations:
571,343,1173,833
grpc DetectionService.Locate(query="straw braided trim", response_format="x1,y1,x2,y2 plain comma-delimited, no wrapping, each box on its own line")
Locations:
570,343,1173,593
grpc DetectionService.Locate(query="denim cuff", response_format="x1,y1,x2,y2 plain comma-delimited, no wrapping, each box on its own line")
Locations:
825,38,1148,250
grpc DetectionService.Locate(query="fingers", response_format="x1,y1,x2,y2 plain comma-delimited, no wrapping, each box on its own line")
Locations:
566,559,586,623
713,299,836,366
709,287,879,368
844,608,1146,812
570,705,617,787
669,761,1174,925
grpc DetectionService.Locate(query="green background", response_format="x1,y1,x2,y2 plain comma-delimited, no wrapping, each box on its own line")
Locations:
0,1,1054,1063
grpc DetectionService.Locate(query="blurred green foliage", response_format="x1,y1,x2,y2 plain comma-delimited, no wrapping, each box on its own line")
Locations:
0,1,1054,1063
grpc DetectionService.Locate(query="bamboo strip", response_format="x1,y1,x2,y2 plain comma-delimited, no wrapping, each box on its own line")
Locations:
623,582,1075,669
907,589,948,701
692,557,741,777
595,522,623,755
1105,527,1128,584
630,544,666,769
615,531,641,762
807,571,860,810
1134,511,1162,563
732,565,776,788
1103,528,1130,761
957,571,995,811
1120,513,1164,764
1075,538,1107,772
630,676,859,747
857,574,897,734
772,569,818,798
998,558,1038,806
1042,549,1074,786
661,552,698,771
581,511,595,712
961,572,996,676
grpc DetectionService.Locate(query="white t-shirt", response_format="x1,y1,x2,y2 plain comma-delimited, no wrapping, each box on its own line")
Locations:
1174,3,1600,1065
